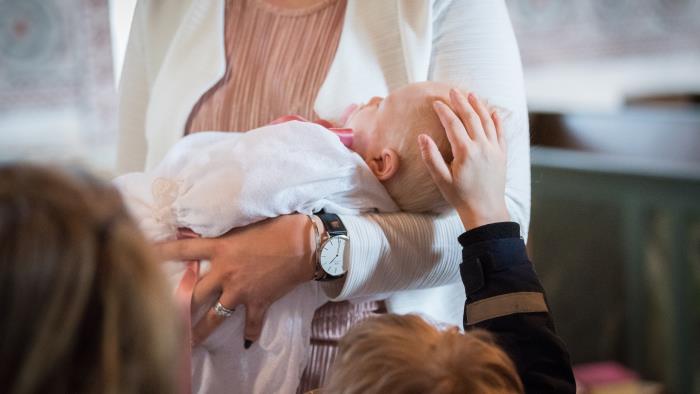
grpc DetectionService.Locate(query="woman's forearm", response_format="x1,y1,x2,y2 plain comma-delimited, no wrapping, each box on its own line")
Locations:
328,196,528,301
322,212,464,300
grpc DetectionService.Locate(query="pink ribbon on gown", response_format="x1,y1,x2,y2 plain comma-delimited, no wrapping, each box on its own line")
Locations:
269,113,354,148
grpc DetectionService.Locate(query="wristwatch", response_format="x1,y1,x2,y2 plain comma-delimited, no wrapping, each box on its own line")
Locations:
311,213,349,281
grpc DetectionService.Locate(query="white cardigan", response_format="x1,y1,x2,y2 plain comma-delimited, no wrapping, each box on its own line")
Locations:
117,0,530,326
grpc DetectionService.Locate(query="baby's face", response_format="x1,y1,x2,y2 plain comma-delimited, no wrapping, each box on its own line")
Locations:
343,96,384,158
344,83,435,160
343,82,452,185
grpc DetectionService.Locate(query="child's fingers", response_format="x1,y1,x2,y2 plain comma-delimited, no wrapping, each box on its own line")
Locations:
418,134,452,189
433,100,470,159
450,89,485,142
493,111,506,151
468,93,497,142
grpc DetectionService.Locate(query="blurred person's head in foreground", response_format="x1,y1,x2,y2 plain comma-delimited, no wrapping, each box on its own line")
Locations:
323,314,523,394
0,164,179,394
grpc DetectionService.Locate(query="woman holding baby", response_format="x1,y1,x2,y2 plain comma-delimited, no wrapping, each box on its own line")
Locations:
117,0,531,392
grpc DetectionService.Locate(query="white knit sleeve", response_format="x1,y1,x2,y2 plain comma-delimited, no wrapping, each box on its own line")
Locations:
116,1,150,175
323,0,530,300
429,0,531,240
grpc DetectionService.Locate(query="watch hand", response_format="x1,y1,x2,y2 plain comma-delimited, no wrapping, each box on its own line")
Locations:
328,254,338,265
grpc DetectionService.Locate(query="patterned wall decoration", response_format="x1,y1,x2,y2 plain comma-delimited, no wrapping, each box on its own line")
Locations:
506,0,700,65
0,0,115,158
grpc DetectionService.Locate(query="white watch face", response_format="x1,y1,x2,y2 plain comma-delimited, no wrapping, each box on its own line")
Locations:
319,235,348,276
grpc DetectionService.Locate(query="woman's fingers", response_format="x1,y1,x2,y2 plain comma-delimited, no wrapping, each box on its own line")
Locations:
244,304,268,348
449,89,484,141
433,100,470,159
191,271,223,312
418,134,452,189
192,290,241,346
182,215,313,346
467,92,497,141
155,237,216,261
192,308,225,346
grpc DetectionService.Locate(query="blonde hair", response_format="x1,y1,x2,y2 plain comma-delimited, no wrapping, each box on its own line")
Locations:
382,83,453,213
324,314,524,394
0,164,179,394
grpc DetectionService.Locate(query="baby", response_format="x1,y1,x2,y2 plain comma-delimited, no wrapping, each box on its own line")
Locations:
114,81,457,394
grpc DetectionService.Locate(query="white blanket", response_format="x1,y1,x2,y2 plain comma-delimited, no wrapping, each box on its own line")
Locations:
114,120,398,394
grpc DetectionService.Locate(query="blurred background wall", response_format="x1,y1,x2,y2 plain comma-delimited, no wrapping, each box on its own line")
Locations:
1,0,699,392
0,0,117,170
510,0,700,112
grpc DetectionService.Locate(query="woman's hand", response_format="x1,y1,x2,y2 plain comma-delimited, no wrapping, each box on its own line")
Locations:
156,214,316,347
419,89,510,230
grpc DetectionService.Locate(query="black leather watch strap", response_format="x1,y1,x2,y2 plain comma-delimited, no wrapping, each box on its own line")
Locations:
317,213,347,236
313,213,347,281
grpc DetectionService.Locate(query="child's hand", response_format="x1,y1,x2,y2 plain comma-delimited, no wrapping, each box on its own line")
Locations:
419,89,510,230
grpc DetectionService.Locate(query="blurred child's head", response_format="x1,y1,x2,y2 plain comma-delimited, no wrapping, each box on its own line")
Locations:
345,81,454,212
324,314,524,394
0,164,178,394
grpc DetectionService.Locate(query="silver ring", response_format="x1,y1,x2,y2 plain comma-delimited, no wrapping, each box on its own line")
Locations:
213,302,235,318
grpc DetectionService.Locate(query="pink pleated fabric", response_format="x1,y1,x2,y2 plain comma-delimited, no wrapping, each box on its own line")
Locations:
186,0,347,133
296,301,387,393
183,1,386,392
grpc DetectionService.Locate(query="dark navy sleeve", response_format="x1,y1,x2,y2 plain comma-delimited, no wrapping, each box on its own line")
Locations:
459,222,576,393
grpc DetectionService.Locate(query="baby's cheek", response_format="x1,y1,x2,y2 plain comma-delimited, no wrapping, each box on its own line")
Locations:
339,103,359,125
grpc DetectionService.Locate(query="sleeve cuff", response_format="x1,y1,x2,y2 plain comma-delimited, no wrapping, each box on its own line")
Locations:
458,221,520,246
465,291,548,325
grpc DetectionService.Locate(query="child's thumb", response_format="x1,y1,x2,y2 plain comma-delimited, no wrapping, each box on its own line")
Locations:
418,134,451,189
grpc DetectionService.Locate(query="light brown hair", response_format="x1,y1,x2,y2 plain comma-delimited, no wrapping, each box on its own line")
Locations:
0,164,179,394
324,314,524,394
381,82,454,213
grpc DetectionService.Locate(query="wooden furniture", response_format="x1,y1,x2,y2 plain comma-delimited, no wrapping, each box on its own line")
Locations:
529,109,700,394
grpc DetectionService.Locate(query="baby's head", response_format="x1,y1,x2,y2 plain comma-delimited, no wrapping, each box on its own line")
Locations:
324,314,524,394
345,82,454,212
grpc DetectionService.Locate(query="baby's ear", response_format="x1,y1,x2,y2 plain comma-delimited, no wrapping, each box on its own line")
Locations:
368,148,400,181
